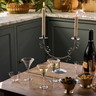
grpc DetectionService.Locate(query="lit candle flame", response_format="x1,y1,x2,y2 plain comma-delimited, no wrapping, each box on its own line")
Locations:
43,2,45,8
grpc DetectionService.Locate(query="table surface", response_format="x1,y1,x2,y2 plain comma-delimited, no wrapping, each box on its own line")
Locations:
0,62,96,96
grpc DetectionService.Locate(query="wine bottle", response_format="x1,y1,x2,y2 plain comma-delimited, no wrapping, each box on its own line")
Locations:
83,30,96,73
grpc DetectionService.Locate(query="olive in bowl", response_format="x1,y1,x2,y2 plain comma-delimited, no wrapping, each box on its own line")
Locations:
61,77,76,94
78,73,94,88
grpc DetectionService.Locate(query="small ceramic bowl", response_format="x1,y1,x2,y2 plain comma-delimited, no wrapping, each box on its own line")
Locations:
61,77,76,94
78,73,94,88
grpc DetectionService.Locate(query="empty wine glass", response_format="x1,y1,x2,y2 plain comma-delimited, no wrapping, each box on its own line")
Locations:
74,61,83,82
37,63,50,90
21,57,34,81
9,71,20,82
47,58,60,82
88,60,96,74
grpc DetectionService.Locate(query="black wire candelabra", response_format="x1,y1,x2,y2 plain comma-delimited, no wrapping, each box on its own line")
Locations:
39,2,81,74
39,36,80,73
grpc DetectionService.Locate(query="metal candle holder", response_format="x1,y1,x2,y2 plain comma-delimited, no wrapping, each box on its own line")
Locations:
39,36,80,74
39,2,80,74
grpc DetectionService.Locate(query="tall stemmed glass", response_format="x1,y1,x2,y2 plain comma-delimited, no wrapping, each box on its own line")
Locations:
37,63,50,90
74,61,83,82
21,57,34,81
47,58,60,82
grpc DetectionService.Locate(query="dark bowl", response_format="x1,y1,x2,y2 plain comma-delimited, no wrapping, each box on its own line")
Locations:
62,83,76,91
61,78,76,92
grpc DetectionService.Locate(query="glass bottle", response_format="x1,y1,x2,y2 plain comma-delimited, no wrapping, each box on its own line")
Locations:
83,30,96,73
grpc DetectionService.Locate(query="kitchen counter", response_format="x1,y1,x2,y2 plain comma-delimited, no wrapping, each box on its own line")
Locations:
0,10,41,27
0,9,96,27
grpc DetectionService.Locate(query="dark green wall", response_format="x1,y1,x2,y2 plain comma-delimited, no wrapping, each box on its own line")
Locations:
46,17,96,63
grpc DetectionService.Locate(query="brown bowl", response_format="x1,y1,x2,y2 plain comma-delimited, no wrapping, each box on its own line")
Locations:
63,83,76,91
61,77,76,93
78,73,94,88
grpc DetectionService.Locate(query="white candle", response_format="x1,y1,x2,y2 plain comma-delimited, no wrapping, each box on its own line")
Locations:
74,13,78,38
42,2,46,37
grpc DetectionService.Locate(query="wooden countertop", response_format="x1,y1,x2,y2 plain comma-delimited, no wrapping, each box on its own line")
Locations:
0,62,96,96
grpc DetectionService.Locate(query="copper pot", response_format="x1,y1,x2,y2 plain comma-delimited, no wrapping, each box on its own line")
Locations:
54,0,78,10
61,3,71,12
82,0,96,12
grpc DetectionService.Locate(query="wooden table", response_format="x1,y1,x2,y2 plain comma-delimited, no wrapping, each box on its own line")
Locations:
0,62,96,96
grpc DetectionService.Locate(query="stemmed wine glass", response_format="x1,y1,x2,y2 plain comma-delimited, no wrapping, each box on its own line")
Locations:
74,61,83,82
21,57,34,81
47,58,60,82
37,63,50,90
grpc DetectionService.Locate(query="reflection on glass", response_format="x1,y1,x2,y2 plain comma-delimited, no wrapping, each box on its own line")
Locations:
74,61,83,82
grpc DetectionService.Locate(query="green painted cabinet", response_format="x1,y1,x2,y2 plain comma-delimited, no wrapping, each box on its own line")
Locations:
0,18,45,81
46,17,96,63
0,25,15,81
16,19,45,72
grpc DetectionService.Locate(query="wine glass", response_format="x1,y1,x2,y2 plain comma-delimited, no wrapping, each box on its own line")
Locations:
21,57,34,81
47,58,60,82
88,60,96,74
37,63,50,90
74,61,83,82
53,58,67,74
9,71,20,82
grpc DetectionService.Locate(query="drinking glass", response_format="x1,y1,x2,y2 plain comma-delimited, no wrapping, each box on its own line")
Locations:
21,57,34,81
74,61,83,82
47,58,60,82
37,63,50,90
88,60,96,74
53,59,67,74
9,71,20,82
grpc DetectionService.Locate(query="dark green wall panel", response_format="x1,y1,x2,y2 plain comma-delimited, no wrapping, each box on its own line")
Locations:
0,25,15,81
47,17,96,63
16,19,45,72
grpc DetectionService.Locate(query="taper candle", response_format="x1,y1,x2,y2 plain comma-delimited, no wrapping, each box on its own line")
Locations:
42,2,46,37
74,12,78,38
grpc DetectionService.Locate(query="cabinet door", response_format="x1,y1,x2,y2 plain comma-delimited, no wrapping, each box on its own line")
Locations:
47,18,75,63
16,19,45,72
47,18,96,63
0,25,15,81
